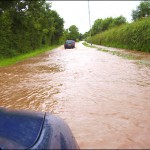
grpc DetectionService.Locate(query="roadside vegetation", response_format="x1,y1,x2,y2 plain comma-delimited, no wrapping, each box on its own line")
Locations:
82,42,97,48
63,25,83,42
0,1,64,60
83,41,150,67
0,45,58,67
86,18,150,52
97,48,135,60
82,42,135,60
0,1,84,67
85,1,150,53
0,1,149,67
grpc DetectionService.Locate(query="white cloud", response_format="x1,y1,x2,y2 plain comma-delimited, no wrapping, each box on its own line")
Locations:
48,1,140,34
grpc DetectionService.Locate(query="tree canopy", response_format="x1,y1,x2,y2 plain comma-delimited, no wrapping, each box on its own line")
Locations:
63,25,80,41
68,25,80,41
132,0,150,21
0,0,64,58
88,16,127,36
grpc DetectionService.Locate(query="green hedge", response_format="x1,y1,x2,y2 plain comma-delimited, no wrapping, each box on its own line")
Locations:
87,18,150,52
0,2,64,59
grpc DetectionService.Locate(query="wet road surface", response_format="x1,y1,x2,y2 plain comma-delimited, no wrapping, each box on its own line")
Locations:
0,42,150,149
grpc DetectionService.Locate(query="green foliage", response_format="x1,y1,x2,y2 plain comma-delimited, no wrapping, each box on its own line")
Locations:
68,25,80,41
0,45,59,67
82,42,96,48
87,17,150,52
63,25,82,41
0,12,14,58
82,31,90,40
112,16,127,26
132,0,150,21
91,16,127,36
91,18,103,35
0,0,64,59
98,48,134,60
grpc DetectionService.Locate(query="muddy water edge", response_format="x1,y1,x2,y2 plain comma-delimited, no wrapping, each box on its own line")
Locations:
0,42,150,149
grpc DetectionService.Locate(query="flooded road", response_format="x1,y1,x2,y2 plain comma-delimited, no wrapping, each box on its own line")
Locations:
0,42,150,149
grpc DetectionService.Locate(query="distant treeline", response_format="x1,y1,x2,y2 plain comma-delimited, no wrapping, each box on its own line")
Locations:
83,16,127,39
0,0,64,58
87,18,150,52
85,1,150,52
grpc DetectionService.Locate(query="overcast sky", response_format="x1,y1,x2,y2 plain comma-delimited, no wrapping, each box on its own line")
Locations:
48,1,140,34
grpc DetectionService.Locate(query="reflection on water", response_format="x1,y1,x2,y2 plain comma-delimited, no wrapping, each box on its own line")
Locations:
0,42,150,149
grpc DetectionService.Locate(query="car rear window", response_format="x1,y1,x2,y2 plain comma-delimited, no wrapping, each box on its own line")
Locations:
66,40,74,44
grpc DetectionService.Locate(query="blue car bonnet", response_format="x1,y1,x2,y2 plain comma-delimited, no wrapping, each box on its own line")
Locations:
0,108,79,149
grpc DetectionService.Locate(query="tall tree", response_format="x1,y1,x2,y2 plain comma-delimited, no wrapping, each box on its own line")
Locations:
132,0,150,21
101,17,114,31
112,15,127,26
68,25,79,41
0,0,64,58
91,19,103,35
50,10,64,44
91,16,127,36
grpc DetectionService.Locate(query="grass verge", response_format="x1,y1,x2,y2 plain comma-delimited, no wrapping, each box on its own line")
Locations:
138,60,150,66
83,42,135,60
98,48,135,60
83,42,150,67
0,45,59,67
82,42,97,48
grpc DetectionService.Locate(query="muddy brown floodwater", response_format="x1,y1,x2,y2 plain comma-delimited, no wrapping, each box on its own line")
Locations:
0,42,150,149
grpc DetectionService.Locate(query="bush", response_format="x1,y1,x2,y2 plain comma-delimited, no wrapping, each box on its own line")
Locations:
87,17,150,52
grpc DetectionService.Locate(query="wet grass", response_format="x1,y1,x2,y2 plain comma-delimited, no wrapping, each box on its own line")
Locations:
98,48,135,60
98,48,150,66
0,45,59,67
83,42,135,60
98,47,150,67
83,42,150,67
82,42,97,48
138,60,150,66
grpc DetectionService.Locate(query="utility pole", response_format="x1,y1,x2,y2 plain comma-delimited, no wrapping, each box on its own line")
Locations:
88,0,92,45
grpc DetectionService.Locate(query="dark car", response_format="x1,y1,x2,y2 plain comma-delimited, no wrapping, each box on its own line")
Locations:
64,40,75,49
